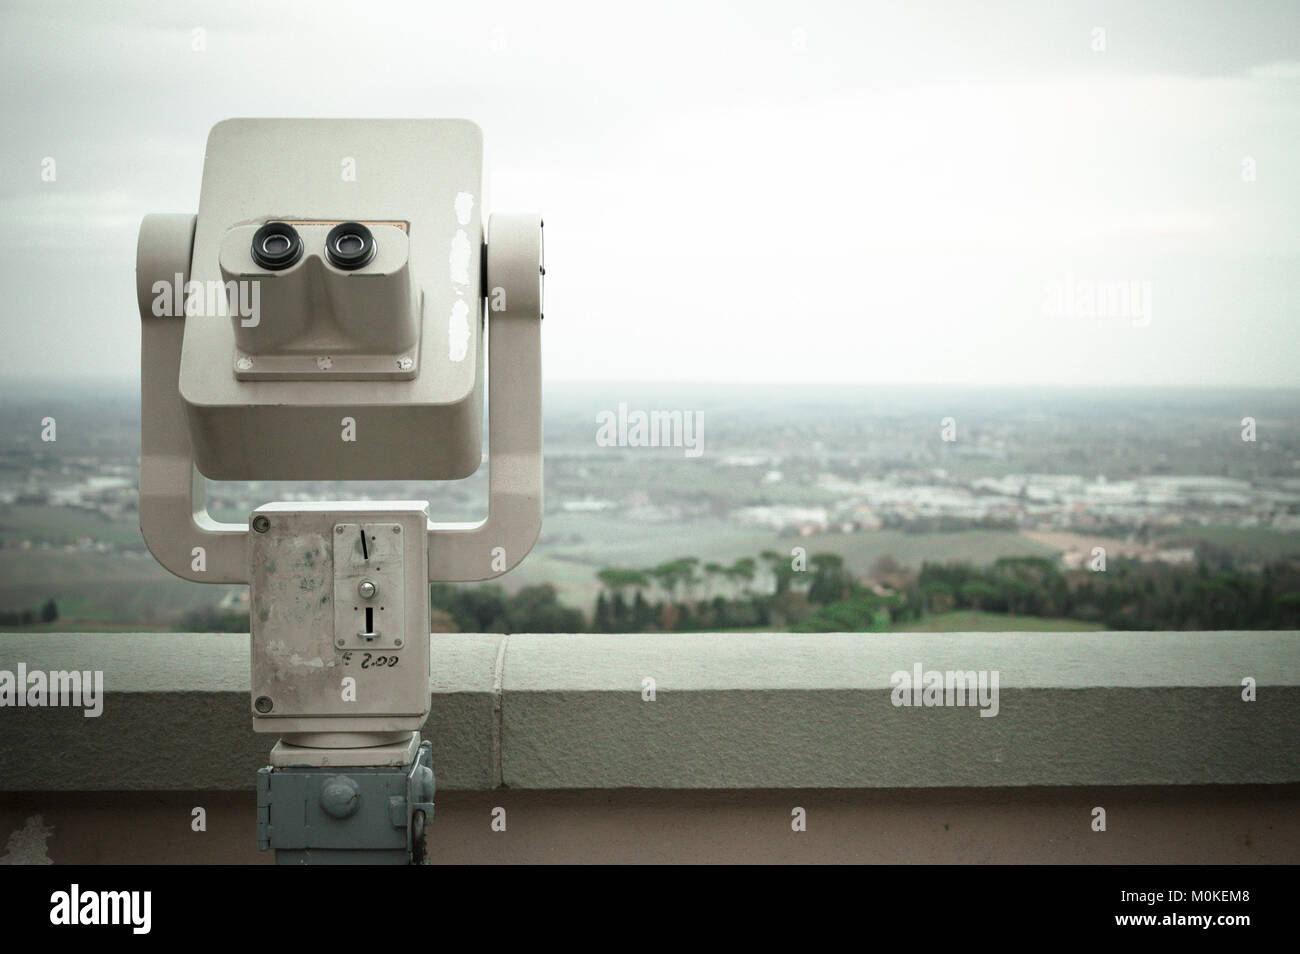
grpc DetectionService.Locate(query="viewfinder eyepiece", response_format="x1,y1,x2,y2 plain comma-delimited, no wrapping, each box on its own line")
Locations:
251,222,303,270
326,222,376,270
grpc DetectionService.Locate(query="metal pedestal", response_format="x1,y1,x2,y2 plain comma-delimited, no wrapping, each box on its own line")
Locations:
257,734,435,865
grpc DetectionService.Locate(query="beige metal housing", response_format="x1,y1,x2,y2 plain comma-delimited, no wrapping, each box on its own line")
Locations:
135,120,545,588
180,118,485,481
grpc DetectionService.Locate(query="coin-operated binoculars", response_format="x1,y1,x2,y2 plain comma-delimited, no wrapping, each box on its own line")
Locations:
136,119,543,864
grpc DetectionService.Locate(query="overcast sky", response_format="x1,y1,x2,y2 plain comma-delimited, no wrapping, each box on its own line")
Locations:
1,0,1298,388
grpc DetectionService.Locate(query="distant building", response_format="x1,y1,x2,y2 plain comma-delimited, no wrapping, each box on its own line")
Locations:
1148,547,1197,566
735,505,829,533
561,498,617,513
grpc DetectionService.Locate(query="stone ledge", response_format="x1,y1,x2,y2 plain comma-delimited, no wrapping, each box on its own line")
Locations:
0,631,1295,791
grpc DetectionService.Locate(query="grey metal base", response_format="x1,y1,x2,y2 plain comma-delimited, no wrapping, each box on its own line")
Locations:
257,736,435,865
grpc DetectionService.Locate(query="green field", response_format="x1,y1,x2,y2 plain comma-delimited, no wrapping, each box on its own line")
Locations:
1159,526,1300,561
516,514,1059,609
0,549,242,630
0,503,146,549
0,508,1073,629
893,610,1106,633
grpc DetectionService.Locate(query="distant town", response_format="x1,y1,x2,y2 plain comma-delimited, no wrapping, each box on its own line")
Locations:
1,382,1297,632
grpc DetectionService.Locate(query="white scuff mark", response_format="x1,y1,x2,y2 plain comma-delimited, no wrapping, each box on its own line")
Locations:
0,814,54,865
449,298,470,362
288,654,325,669
455,192,474,226
449,229,471,286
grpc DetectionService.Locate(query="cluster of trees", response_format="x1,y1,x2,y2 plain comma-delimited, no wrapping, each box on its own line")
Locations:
1042,559,1300,630
591,559,764,632
912,557,1070,618
429,582,583,634
585,552,862,632
790,555,1089,632
587,553,864,632
0,598,58,627
814,555,1300,632
592,587,771,632
793,589,905,632
585,550,1300,634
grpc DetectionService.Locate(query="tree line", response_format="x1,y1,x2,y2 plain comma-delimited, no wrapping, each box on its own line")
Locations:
98,546,1300,634
0,598,58,627
576,550,1300,634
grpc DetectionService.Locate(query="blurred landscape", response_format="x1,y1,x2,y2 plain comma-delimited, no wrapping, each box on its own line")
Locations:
1,381,1298,634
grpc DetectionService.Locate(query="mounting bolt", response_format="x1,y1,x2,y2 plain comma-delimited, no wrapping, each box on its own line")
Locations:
320,776,361,819
358,580,377,599
235,356,254,371
394,637,404,648
254,696,273,713
335,637,346,648
252,515,270,533
397,356,414,371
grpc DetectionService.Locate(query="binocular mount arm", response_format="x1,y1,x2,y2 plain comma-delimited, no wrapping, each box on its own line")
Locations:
137,213,248,584
427,213,544,581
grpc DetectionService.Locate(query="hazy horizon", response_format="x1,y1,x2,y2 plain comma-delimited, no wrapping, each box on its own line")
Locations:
2,0,1299,389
